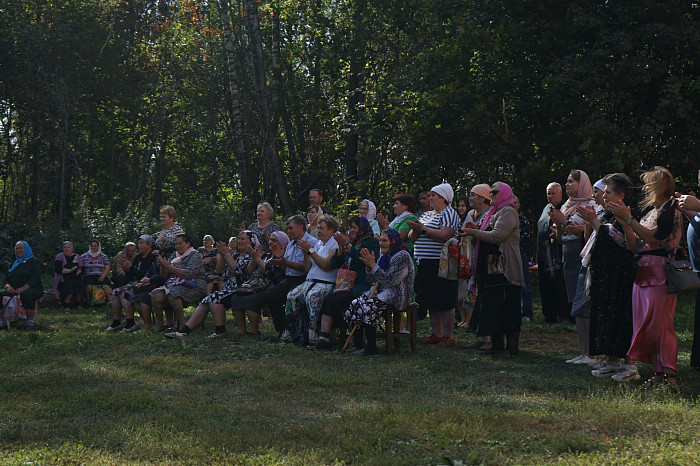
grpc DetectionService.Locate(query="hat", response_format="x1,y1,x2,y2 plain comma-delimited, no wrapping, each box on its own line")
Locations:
470,183,492,201
593,179,605,191
431,183,454,204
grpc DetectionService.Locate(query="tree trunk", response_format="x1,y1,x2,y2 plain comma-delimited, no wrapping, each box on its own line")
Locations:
217,0,256,213
245,0,294,215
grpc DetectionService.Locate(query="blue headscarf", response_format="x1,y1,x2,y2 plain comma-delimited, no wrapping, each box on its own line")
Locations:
354,216,374,245
9,241,34,272
377,229,409,271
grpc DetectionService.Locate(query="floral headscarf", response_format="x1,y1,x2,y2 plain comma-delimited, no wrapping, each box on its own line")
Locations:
377,229,409,271
9,241,34,272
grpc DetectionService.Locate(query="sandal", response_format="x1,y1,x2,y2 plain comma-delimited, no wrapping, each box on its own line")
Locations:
641,372,664,390
662,372,680,392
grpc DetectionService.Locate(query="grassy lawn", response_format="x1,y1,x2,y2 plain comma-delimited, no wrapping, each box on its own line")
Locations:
1,293,699,465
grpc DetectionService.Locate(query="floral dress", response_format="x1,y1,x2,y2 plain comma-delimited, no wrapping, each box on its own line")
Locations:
200,253,252,304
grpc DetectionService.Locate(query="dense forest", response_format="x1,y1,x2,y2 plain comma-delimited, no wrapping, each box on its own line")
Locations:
0,0,699,268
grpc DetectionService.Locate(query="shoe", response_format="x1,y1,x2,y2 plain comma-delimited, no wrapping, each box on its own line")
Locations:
422,334,441,344
165,331,189,339
280,329,292,342
205,332,226,339
588,359,607,370
355,348,378,357
25,322,36,332
565,355,584,364
591,362,621,377
522,316,532,323
437,336,454,346
308,329,319,344
104,323,123,332
123,324,139,333
314,339,332,351
573,355,597,365
611,365,641,382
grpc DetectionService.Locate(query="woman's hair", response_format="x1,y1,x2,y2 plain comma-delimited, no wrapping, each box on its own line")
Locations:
307,204,320,214
160,205,177,218
318,214,339,232
456,196,469,207
89,239,99,247
228,236,238,243
175,233,191,245
394,193,416,213
603,173,633,205
257,201,274,219
570,169,581,182
63,241,73,247
640,166,674,210
349,216,362,229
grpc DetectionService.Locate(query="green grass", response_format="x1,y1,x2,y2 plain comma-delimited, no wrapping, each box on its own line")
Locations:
1,294,699,465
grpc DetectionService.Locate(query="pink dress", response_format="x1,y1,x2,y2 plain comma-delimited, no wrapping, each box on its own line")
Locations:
628,208,682,372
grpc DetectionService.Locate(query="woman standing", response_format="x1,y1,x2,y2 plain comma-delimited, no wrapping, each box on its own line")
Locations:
408,183,460,345
0,241,42,331
344,229,415,356
549,170,594,322
609,167,683,388
307,205,321,239
53,241,85,309
248,201,278,253
461,182,524,357
154,205,185,258
359,199,381,237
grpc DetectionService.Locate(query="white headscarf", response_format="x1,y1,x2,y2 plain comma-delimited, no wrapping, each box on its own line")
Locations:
362,199,377,220
88,241,103,259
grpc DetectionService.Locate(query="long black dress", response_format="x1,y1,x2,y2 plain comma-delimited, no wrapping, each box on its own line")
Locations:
588,220,635,358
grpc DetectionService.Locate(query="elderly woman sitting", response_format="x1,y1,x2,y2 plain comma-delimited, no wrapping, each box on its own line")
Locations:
150,234,207,331
112,241,136,288
53,241,85,309
81,240,113,303
0,241,43,331
105,235,161,332
341,230,415,356
164,230,258,339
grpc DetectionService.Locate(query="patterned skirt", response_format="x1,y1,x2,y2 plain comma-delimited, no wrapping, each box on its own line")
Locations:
345,295,391,328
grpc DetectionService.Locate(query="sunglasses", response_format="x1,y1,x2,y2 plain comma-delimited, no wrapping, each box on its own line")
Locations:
490,190,499,196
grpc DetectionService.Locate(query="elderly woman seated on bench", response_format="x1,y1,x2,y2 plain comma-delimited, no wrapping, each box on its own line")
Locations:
341,229,414,356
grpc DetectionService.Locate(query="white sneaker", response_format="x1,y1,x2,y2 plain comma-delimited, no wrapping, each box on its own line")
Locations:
565,355,584,364
104,323,122,332
205,332,226,339
588,359,607,369
165,331,189,339
611,365,641,382
573,355,597,365
591,361,622,377
122,324,139,333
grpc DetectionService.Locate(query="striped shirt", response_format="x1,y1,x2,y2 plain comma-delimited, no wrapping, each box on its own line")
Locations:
81,252,110,276
413,206,460,260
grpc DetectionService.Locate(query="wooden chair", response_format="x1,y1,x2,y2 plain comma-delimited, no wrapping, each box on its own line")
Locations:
378,302,418,354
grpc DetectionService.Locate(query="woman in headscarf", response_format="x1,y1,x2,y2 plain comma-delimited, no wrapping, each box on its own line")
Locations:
343,229,415,356
314,217,380,350
549,170,595,320
461,182,524,357
81,240,113,303
164,230,257,338
53,241,85,309
229,230,290,337
199,234,219,294
407,183,461,345
359,199,381,237
0,241,42,331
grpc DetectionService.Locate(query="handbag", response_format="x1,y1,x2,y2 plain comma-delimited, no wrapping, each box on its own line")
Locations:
334,262,357,294
90,285,108,305
438,238,459,280
165,276,195,288
3,295,26,321
665,259,700,294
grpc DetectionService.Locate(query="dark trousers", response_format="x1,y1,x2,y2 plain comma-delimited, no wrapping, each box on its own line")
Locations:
538,264,568,322
260,275,306,332
691,280,700,368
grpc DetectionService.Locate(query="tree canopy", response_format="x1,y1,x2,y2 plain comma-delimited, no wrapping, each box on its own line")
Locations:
0,0,698,259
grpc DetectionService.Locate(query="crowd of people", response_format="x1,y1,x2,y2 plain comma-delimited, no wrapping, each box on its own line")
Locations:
2,174,699,384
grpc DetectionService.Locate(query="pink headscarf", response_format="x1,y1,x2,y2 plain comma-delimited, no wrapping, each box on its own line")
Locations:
473,182,514,267
562,170,593,215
